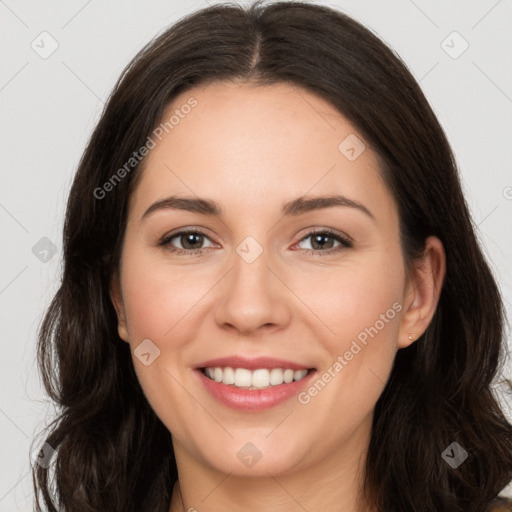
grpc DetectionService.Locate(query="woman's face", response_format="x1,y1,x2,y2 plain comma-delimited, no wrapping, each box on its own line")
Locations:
112,81,432,478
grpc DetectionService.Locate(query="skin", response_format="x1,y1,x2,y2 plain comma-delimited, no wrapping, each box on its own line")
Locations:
110,81,446,512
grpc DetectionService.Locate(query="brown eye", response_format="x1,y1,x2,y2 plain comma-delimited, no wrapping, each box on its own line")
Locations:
176,232,205,250
296,229,352,254
159,230,215,253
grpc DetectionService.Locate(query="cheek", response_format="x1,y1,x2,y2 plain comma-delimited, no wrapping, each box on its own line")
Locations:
120,248,207,341
295,247,405,352
118,247,204,436
295,248,404,412
332,267,403,358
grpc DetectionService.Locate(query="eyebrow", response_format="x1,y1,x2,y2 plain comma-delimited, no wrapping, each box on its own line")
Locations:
141,194,375,222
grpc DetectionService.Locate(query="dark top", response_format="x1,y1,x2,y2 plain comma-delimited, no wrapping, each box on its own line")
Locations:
489,497,512,511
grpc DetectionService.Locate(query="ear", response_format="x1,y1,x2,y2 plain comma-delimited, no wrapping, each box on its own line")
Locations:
110,271,129,343
398,236,446,349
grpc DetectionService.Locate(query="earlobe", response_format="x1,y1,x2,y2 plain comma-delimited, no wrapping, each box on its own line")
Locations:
398,236,446,349
109,272,129,343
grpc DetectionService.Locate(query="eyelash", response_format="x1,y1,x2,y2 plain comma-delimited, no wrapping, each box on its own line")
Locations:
158,228,353,256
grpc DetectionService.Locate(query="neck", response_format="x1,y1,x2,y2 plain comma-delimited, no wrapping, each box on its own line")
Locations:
168,418,375,512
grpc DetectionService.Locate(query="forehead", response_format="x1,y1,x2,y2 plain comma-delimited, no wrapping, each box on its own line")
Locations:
129,81,396,224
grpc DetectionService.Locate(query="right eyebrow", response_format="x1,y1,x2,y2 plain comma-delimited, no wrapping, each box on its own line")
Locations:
141,196,222,221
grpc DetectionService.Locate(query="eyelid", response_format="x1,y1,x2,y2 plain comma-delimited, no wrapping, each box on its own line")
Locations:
291,227,353,253
295,226,353,244
158,227,216,247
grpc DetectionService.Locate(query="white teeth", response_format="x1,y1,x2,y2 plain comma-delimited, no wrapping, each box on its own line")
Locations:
223,366,235,385
294,369,307,381
269,368,284,385
203,366,310,389
234,368,252,387
251,369,270,388
283,369,294,383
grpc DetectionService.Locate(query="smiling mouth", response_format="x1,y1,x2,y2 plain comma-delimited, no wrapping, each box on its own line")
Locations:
200,366,315,390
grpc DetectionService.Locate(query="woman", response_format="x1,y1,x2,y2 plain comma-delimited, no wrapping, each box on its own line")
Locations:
32,1,512,510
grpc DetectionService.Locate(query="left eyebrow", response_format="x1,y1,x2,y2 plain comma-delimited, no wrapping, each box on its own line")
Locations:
281,194,376,222
140,193,375,223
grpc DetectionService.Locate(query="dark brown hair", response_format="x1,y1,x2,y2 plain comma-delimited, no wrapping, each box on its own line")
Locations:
32,1,512,510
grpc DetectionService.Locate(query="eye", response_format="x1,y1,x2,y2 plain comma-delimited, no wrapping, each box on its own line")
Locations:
294,228,352,254
158,227,352,256
158,229,216,253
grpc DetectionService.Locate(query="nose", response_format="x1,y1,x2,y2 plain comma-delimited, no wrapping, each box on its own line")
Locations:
213,247,291,337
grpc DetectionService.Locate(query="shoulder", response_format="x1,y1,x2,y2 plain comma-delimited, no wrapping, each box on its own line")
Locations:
488,498,512,511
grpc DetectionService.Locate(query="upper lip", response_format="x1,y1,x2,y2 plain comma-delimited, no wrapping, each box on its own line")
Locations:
194,356,314,371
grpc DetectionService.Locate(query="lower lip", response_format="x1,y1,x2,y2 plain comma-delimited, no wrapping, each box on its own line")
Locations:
196,369,316,411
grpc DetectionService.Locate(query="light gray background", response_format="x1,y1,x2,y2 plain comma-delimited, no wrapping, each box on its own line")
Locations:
1,0,511,509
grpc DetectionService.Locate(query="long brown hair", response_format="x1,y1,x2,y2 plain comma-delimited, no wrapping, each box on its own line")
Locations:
32,1,512,510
